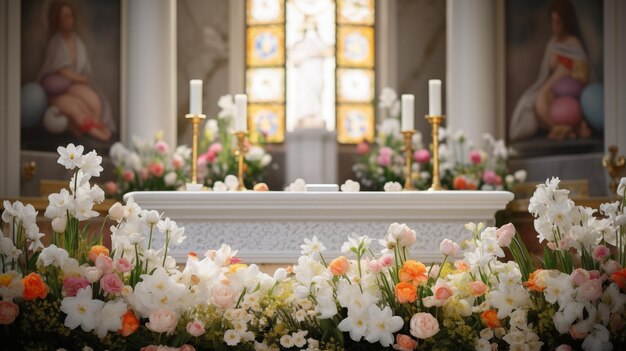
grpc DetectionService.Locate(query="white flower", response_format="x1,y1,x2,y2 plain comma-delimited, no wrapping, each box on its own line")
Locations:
224,175,239,191
487,288,530,319
164,172,177,186
38,244,69,267
581,324,612,351
0,237,21,259
60,286,104,332
617,177,626,197
0,270,23,301
44,189,73,219
378,87,398,109
341,234,371,255
123,197,142,219
383,181,402,192
245,145,265,162
364,305,403,347
94,299,127,339
280,334,295,348
51,216,68,233
543,273,574,307
143,209,162,225
79,150,103,180
475,338,491,351
286,178,307,192
292,330,308,348
73,198,99,221
224,329,241,346
218,95,236,119
212,181,228,192
57,143,84,170
157,217,186,246
341,179,360,192
514,169,527,183
338,309,368,342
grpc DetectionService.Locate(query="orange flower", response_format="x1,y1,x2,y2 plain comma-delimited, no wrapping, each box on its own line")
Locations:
21,273,47,300
88,245,110,262
469,281,488,297
395,281,417,303
399,260,427,284
120,310,140,336
611,268,626,291
454,260,469,272
481,309,501,329
329,256,350,276
525,269,546,292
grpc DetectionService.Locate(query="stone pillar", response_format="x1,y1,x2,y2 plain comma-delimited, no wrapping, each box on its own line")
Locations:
446,0,496,142
285,129,337,186
126,0,177,147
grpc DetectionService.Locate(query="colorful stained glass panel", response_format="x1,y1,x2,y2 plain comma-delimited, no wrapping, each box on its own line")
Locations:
337,26,374,68
337,68,374,103
246,68,285,103
247,26,285,66
247,0,284,25
338,0,374,25
249,104,285,143
337,104,374,144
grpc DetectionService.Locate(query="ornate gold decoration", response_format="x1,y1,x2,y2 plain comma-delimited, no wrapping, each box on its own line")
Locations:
426,115,445,191
402,130,416,191
234,131,249,191
186,113,207,184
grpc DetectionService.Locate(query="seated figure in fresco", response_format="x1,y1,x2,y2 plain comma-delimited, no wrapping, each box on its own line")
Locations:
38,1,115,141
509,0,592,141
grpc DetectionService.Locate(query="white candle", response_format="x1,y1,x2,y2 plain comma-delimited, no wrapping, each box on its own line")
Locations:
234,94,248,131
189,79,203,115
429,79,442,116
401,94,414,131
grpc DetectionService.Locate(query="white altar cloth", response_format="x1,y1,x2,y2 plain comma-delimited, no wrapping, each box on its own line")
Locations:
127,191,514,264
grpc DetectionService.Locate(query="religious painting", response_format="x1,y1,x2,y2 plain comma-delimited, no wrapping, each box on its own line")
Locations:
20,0,122,154
248,104,285,143
337,104,374,144
506,0,603,157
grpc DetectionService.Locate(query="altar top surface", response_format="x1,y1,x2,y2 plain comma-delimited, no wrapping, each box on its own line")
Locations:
126,190,514,221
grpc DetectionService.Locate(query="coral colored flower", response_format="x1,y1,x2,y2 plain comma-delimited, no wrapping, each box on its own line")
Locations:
469,281,488,297
22,273,47,300
120,310,140,336
454,260,469,272
0,301,19,324
399,260,428,284
481,309,501,328
149,162,165,177
357,141,370,155
329,256,350,276
395,281,418,303
88,245,110,262
611,268,626,291
393,334,418,350
123,170,135,182
525,269,547,292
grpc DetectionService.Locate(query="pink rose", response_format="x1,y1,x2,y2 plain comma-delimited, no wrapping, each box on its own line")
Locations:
393,334,418,350
379,147,393,157
124,170,135,182
494,175,502,186
187,319,205,337
155,140,169,155
575,279,602,302
62,276,90,297
409,312,439,339
482,170,498,185
104,181,117,196
0,301,19,324
495,223,516,247
209,142,223,154
570,268,590,286
172,155,184,170
377,153,391,167
413,149,431,164
116,257,134,273
366,258,383,274
469,150,482,165
211,284,237,309
603,260,621,275
96,255,114,275
592,245,610,262
555,345,572,351
379,254,394,268
439,239,460,257
357,141,370,155
149,162,165,177
432,281,453,301
146,308,178,334
469,281,488,297
100,273,124,294
398,227,417,247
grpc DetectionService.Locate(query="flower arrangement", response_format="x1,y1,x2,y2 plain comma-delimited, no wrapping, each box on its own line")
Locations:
1,143,625,350
108,135,192,198
353,88,525,191
199,95,272,190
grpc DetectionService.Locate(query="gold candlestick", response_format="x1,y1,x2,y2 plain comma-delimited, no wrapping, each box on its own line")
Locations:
234,131,249,191
426,115,445,191
186,113,207,184
602,145,625,195
402,130,416,191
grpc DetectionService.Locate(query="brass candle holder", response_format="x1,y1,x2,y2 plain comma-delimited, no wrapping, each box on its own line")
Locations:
425,114,445,191
185,113,206,185
234,131,249,191
402,130,416,191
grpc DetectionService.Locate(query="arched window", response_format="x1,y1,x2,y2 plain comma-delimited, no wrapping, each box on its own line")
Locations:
245,0,375,144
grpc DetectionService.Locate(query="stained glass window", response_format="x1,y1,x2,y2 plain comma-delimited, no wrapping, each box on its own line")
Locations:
245,0,375,144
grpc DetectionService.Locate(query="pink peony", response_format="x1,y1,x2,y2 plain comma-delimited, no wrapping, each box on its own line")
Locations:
124,170,135,182
146,308,178,334
482,170,498,185
379,254,394,268
576,278,602,302
187,319,205,337
393,334,418,350
116,257,134,273
570,268,590,286
366,258,383,273
379,147,393,157
377,153,391,167
469,150,481,164
209,142,223,154
62,276,90,297
95,255,114,275
495,223,516,247
413,149,431,164
592,245,610,262
357,141,370,155
0,301,19,324
100,273,124,295
211,284,237,309
155,140,169,155
409,312,439,339
439,239,460,257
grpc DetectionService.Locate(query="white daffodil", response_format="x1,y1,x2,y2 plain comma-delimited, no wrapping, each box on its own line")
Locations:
79,150,103,181
300,236,327,258
94,299,127,339
338,309,368,342
60,286,104,332
363,305,403,347
57,143,84,170
37,244,69,267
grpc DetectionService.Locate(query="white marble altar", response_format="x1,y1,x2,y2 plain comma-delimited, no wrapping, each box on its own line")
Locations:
127,191,513,264
285,129,338,185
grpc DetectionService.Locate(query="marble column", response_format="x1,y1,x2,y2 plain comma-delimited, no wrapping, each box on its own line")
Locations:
446,0,497,143
126,0,177,147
